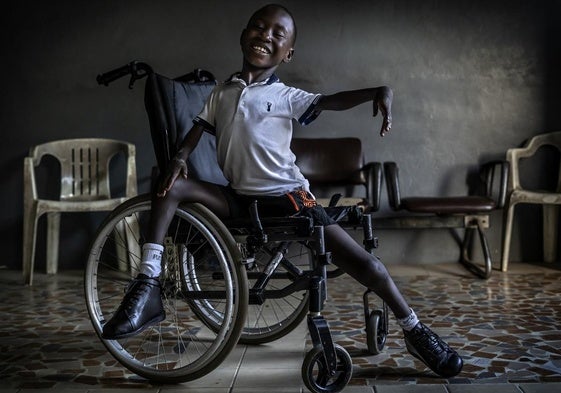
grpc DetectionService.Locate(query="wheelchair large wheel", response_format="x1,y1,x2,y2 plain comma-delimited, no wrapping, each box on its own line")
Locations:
239,241,311,344
84,195,248,383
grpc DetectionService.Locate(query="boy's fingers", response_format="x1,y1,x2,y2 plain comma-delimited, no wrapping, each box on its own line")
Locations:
157,167,187,197
157,173,175,197
380,116,392,137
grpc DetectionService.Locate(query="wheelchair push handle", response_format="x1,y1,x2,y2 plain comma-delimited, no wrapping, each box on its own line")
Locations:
96,60,153,89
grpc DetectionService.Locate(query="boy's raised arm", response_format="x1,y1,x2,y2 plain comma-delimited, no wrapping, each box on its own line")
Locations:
316,86,393,137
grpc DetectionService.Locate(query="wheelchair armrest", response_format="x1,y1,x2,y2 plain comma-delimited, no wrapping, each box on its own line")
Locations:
479,160,509,209
361,162,382,212
383,162,402,211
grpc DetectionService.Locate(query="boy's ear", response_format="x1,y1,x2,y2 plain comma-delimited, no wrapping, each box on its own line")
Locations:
283,48,295,63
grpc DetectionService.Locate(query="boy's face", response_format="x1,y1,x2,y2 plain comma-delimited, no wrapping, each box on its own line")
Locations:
240,6,295,71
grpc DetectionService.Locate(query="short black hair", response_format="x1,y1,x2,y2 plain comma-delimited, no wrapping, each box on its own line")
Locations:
247,3,297,45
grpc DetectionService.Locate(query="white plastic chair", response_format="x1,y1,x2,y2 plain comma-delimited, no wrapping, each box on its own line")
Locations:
23,138,138,285
501,131,561,271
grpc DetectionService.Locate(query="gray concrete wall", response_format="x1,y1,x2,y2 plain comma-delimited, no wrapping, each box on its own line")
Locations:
3,0,560,272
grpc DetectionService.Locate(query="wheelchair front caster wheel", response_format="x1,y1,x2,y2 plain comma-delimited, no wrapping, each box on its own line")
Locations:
301,344,352,393
366,310,386,355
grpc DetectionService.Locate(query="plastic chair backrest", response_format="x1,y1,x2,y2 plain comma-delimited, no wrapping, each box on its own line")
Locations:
144,72,228,186
28,138,136,201
507,130,561,192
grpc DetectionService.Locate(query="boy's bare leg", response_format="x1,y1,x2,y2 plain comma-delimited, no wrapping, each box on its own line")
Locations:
324,224,410,318
147,177,230,244
324,224,463,378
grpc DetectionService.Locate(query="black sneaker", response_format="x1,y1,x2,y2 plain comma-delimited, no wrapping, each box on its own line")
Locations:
102,274,165,340
404,322,463,377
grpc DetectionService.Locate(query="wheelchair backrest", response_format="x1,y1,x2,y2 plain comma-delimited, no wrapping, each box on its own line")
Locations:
144,70,228,185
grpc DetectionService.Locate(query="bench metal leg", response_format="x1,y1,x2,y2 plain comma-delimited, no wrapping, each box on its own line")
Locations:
460,217,492,279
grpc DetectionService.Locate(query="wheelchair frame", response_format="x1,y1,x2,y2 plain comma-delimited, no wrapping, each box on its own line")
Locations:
86,61,389,393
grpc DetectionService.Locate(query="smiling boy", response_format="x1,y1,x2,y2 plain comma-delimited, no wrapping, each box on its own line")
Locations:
102,4,463,378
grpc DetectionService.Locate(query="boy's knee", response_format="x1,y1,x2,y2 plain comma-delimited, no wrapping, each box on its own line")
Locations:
364,255,390,286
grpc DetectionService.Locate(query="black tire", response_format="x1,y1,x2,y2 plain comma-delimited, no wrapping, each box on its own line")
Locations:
366,310,385,355
301,344,352,393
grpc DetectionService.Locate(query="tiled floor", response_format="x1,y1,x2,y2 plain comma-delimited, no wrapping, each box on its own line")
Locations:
1,261,561,393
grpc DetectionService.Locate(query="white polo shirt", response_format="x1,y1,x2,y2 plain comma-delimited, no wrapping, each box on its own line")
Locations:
194,74,321,196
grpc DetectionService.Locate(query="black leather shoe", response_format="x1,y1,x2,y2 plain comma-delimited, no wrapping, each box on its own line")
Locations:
102,274,165,340
404,322,463,378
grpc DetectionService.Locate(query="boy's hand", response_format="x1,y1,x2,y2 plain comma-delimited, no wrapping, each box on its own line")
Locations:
157,157,188,197
373,87,393,137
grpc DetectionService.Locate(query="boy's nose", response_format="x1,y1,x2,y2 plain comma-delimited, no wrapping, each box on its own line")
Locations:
260,29,272,41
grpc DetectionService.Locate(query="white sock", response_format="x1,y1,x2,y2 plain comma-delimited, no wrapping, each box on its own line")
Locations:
139,243,164,278
397,308,419,331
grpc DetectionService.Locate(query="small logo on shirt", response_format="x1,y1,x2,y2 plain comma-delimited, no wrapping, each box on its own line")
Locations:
266,102,272,112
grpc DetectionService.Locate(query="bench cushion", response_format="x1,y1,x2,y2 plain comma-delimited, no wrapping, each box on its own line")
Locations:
401,196,496,214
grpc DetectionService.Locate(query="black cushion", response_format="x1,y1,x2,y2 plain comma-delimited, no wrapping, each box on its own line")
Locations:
401,196,496,214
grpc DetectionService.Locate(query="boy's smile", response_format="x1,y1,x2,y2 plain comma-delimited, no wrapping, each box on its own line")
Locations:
250,45,271,55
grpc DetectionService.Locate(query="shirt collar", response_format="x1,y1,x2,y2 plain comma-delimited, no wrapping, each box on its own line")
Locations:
227,73,279,86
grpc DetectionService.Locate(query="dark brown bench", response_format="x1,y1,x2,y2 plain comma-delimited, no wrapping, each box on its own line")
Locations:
375,161,508,279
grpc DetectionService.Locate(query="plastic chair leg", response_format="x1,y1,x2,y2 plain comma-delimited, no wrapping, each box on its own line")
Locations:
46,212,60,274
501,202,516,272
22,208,39,285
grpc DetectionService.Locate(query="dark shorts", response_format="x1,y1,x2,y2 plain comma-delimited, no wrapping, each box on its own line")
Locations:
220,186,336,226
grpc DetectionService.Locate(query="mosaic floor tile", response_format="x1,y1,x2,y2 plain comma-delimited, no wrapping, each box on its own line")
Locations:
319,266,561,386
1,263,560,390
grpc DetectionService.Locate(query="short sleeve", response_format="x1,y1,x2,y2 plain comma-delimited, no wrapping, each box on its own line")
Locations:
285,87,322,125
193,87,218,133
298,95,322,125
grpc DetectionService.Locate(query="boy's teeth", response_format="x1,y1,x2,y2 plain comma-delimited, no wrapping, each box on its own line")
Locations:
253,46,268,54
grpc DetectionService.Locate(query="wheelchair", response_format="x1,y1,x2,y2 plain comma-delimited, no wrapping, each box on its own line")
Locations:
85,61,389,392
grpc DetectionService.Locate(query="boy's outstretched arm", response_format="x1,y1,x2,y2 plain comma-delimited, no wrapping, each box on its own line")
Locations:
316,86,393,137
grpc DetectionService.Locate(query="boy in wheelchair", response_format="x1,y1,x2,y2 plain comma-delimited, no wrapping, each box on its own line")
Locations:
102,3,463,378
